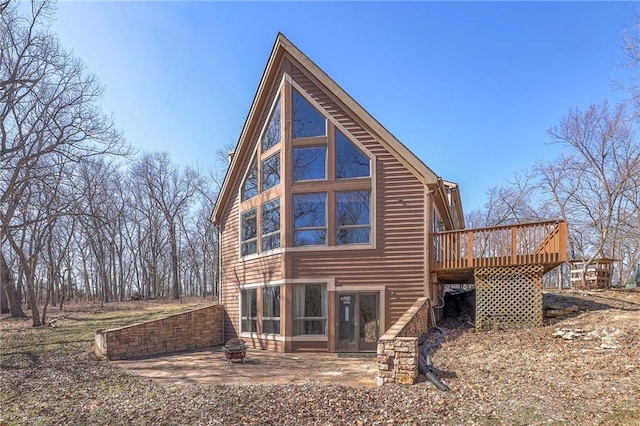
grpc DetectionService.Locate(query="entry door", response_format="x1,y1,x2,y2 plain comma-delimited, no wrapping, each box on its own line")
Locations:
337,293,379,352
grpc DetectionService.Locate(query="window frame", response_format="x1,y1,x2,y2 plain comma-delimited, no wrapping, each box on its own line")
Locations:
293,145,327,182
292,88,327,139
240,208,258,256
292,192,328,247
261,198,281,252
335,190,371,245
261,151,281,192
241,157,258,202
293,283,327,336
240,288,257,333
335,129,371,179
261,285,281,335
261,97,282,152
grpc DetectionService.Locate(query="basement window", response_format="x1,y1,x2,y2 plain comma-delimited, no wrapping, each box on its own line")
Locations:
262,286,281,334
240,288,257,333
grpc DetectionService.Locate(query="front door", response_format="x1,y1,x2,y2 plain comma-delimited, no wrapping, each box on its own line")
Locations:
337,293,379,352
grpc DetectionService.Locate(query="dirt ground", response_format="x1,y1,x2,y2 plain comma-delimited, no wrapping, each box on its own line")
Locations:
1,289,639,425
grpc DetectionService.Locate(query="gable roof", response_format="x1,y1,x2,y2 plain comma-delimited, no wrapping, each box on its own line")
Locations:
211,33,446,225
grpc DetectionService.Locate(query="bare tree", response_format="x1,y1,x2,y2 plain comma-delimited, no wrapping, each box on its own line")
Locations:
1,0,126,320
132,153,201,299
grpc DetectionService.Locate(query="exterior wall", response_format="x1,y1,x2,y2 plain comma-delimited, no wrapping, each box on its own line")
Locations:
218,58,432,353
94,304,224,360
219,69,285,343
289,64,427,335
377,297,431,386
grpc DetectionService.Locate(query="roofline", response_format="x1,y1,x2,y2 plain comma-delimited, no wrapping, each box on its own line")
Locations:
212,33,445,224
211,35,284,224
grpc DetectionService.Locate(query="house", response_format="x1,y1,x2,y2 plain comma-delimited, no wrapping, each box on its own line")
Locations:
211,34,566,353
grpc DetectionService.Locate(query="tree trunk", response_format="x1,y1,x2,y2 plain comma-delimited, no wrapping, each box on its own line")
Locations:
0,251,27,318
25,265,42,327
170,224,180,300
0,282,8,314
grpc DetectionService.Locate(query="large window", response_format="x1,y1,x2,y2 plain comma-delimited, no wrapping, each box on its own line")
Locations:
262,198,280,251
241,288,257,332
293,193,327,246
336,191,371,245
293,283,326,335
293,89,326,138
241,159,258,201
336,130,370,179
261,153,280,191
241,208,257,256
293,146,326,181
262,98,281,152
262,286,281,334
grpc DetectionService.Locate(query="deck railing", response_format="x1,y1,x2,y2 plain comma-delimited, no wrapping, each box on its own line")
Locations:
431,220,567,272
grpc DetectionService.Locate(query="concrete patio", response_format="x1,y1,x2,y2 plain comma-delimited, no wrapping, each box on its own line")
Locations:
116,347,378,387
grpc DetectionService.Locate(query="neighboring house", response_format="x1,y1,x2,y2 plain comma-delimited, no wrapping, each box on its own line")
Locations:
211,34,566,352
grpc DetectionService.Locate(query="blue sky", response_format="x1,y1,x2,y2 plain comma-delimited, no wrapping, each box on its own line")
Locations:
49,1,637,212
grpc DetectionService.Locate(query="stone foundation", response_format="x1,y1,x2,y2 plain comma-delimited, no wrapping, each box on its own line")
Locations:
95,304,224,360
376,297,430,386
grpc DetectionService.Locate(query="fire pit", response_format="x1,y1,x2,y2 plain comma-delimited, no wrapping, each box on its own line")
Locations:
223,338,247,363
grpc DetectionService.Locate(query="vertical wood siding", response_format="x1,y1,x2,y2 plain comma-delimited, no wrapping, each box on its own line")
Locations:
289,64,426,331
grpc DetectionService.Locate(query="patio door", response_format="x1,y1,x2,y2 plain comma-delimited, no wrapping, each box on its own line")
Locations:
337,293,379,352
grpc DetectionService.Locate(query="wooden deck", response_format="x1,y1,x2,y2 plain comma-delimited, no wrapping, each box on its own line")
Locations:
431,220,568,284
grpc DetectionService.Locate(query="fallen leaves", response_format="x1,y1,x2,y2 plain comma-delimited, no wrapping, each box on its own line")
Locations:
1,290,639,424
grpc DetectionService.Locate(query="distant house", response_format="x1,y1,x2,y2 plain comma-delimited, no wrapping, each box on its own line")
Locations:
211,34,566,352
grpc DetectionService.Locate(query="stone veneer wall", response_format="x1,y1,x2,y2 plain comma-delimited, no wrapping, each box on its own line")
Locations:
94,304,224,360
377,297,430,386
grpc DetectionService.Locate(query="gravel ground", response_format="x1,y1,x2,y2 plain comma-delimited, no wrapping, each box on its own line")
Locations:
1,289,639,425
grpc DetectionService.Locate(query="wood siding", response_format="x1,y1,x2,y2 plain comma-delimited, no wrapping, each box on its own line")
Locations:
289,63,427,332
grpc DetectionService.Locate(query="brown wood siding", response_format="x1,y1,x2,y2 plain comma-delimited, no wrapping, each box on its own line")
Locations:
243,337,283,352
289,64,426,332
219,68,285,341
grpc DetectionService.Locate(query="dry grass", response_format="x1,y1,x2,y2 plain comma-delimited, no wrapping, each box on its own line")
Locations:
1,291,639,425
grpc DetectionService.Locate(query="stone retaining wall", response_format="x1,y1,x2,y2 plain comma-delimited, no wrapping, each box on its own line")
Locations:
94,304,224,360
376,297,430,386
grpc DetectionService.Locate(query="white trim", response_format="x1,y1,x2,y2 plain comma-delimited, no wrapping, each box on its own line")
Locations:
239,247,284,264
240,280,284,290
283,244,373,254
283,277,335,292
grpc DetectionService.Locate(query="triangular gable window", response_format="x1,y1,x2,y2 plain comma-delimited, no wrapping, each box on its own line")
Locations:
336,130,370,179
262,98,281,152
241,158,258,201
293,89,326,138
